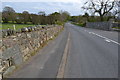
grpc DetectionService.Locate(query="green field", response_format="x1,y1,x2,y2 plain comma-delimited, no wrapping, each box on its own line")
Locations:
1,23,35,30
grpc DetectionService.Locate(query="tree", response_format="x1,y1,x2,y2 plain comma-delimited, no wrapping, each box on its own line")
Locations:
82,0,115,21
2,6,15,13
117,1,120,20
0,12,2,23
49,12,61,24
30,14,39,24
113,1,120,19
60,11,70,22
38,11,45,16
49,11,70,25
46,15,54,24
83,12,89,21
22,11,30,24
2,11,9,23
15,13,23,24
38,11,46,25
2,6,16,23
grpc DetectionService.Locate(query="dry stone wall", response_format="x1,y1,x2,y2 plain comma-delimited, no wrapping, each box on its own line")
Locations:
0,25,63,78
86,21,120,31
86,21,111,30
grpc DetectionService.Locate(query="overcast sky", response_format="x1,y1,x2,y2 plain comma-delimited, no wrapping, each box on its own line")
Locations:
1,0,87,16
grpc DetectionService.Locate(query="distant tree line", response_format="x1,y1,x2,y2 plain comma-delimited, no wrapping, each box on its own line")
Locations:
2,6,70,25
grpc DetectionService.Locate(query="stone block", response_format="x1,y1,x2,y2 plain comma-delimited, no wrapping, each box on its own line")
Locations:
2,45,23,66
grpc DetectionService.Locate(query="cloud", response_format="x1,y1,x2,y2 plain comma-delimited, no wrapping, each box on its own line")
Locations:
2,0,86,3
2,2,85,15
3,4,11,7
33,7,40,9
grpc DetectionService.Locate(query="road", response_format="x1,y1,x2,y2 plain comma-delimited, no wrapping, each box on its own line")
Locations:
9,23,118,78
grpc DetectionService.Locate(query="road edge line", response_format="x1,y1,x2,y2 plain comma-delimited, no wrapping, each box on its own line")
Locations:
56,32,70,78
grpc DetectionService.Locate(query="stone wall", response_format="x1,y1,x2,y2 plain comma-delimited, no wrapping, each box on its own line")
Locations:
0,25,63,78
86,21,120,31
112,22,120,28
86,21,111,30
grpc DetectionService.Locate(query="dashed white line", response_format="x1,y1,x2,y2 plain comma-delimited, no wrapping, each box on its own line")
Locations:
94,33,106,39
105,39,111,43
89,32,92,34
87,31,120,45
109,39,120,45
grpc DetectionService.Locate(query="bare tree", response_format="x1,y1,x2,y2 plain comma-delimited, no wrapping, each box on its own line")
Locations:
82,0,115,21
112,1,120,19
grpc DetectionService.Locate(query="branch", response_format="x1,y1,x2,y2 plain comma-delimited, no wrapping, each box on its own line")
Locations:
103,0,115,15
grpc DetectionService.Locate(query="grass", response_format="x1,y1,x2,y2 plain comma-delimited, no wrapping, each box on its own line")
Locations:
1,23,35,30
72,22,86,27
112,27,120,29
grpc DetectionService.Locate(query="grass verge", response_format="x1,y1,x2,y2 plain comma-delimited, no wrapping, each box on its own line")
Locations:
71,22,86,27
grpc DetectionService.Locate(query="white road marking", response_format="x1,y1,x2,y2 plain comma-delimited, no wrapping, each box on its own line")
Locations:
91,32,95,34
40,67,43,69
88,31,120,45
109,39,120,45
94,33,106,39
89,32,92,34
105,39,111,43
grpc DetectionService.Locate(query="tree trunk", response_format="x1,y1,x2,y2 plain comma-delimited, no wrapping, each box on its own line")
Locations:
100,16,104,21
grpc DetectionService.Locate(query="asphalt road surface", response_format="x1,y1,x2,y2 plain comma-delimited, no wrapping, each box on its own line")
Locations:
9,23,119,78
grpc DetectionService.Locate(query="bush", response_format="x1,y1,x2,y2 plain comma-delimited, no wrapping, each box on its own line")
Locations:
55,21,64,25
72,22,86,27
